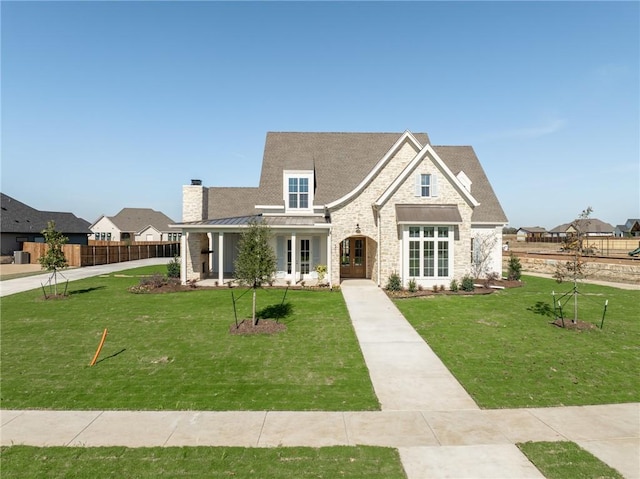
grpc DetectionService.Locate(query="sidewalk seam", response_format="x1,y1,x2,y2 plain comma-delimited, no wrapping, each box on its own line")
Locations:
66,411,105,446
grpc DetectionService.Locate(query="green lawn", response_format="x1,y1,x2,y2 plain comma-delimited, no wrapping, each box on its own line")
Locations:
394,275,640,408
518,441,624,479
0,445,406,479
0,266,379,411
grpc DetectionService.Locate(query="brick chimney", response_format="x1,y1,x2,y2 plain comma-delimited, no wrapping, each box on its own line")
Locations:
182,179,208,222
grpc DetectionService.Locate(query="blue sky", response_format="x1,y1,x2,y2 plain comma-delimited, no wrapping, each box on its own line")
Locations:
2,1,638,229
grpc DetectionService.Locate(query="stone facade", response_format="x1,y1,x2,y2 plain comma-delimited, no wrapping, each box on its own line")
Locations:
182,185,210,281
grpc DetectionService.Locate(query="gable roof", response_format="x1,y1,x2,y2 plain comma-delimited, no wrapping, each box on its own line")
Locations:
550,218,615,234
432,146,507,224
257,132,430,206
1,193,91,234
108,208,175,234
201,131,507,225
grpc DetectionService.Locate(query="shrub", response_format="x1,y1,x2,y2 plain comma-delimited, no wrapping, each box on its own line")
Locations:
315,264,327,283
432,284,439,293
167,255,181,278
450,279,459,292
386,272,402,291
461,275,475,292
484,271,500,287
408,278,417,293
507,253,522,281
439,284,445,292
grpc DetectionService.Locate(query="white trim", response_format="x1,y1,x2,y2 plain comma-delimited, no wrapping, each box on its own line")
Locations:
284,170,314,214
325,130,424,209
375,144,480,208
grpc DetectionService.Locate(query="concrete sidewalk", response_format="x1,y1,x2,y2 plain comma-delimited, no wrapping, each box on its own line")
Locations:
0,257,171,297
1,275,638,478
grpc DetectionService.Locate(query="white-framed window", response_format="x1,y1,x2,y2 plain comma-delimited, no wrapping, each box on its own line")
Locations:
284,170,314,212
405,225,451,278
415,173,438,197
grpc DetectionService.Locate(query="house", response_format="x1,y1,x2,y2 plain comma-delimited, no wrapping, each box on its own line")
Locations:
0,193,91,256
549,218,615,238
516,227,548,242
174,131,508,289
614,219,640,238
90,208,178,242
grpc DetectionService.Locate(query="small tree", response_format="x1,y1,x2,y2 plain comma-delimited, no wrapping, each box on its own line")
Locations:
234,219,277,326
38,221,69,296
470,231,498,279
553,206,595,323
507,253,522,281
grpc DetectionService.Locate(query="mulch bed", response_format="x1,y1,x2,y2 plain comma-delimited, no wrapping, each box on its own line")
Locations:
229,319,287,335
550,318,598,331
387,279,523,299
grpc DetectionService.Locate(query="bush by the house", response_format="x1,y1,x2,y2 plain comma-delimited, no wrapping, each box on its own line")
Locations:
386,272,402,291
167,255,181,278
461,275,475,292
450,279,459,292
408,278,417,293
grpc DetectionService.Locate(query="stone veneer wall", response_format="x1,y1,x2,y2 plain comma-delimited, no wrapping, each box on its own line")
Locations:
329,140,476,287
182,185,209,282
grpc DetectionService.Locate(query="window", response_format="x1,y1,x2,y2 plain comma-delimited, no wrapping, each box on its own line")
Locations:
288,177,309,209
415,173,438,197
420,174,431,196
284,171,313,211
405,226,451,278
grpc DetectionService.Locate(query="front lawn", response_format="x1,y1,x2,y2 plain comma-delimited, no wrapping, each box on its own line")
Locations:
0,266,379,411
394,275,640,408
0,445,406,479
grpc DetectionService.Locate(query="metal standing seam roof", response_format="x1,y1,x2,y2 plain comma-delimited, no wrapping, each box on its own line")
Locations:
179,214,329,227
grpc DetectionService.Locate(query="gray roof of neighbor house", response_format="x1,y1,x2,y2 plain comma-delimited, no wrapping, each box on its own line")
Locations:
1,193,91,234
204,131,507,224
107,208,175,233
550,218,615,234
517,226,548,233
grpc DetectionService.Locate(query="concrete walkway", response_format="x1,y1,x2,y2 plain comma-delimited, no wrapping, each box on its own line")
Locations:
1,271,638,478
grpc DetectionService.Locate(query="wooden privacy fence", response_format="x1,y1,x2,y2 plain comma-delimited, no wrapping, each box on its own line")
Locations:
22,242,180,267
506,235,640,255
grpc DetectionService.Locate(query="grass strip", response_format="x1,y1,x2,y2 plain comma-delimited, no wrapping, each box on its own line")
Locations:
518,441,624,479
0,445,406,478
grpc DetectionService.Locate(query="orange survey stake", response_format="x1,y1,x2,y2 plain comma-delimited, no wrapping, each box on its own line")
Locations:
90,328,108,366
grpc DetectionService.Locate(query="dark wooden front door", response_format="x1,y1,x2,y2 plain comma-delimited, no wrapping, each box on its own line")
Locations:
340,237,366,278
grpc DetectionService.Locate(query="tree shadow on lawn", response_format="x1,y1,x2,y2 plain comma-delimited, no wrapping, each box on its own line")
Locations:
256,302,294,323
527,301,555,318
69,286,106,295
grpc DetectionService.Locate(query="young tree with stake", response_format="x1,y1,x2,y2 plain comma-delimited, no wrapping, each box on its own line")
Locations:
234,219,277,326
38,220,69,297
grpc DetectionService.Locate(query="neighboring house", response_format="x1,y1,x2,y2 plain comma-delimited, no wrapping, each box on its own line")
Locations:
174,131,508,289
549,218,615,238
90,208,178,242
0,193,91,256
614,219,640,237
516,227,548,242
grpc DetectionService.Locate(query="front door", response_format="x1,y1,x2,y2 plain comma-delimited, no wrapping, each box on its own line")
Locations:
340,237,366,278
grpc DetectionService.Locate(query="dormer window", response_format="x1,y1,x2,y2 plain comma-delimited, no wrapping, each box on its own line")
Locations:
288,177,309,209
284,170,314,212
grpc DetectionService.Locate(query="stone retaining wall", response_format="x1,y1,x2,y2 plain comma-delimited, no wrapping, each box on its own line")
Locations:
504,256,640,285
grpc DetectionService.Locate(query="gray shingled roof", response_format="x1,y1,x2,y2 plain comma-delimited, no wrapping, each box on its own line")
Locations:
432,146,508,224
257,132,430,205
207,187,261,220
109,208,175,233
1,193,91,234
550,218,615,235
204,132,507,225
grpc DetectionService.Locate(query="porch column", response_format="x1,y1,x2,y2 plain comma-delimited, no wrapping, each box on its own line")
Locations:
326,230,332,288
291,232,297,283
180,232,187,284
207,233,214,274
218,232,224,285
